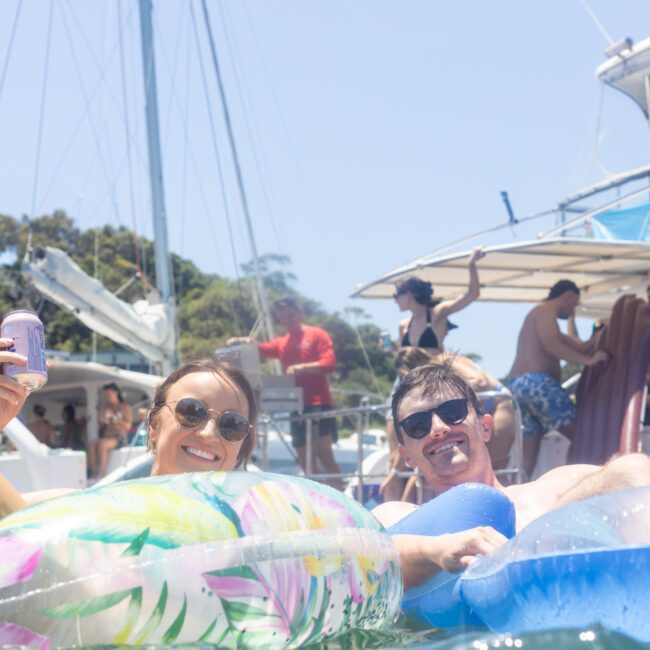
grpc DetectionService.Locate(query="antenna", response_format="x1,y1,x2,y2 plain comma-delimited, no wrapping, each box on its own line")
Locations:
501,191,518,225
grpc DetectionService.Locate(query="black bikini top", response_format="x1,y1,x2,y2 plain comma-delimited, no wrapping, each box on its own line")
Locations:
401,310,440,348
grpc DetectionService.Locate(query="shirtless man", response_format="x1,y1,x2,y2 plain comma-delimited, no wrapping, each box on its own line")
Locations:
374,361,650,536
507,279,609,477
27,404,56,447
381,348,516,502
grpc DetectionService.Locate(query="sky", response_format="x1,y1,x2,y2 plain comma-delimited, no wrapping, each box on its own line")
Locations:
1,0,649,378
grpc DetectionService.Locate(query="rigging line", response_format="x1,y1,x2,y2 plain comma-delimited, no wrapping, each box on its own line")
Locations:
37,0,143,213
0,0,22,103
352,321,385,400
189,3,241,280
57,2,123,228
241,0,314,227
200,0,276,342
146,12,230,279
155,2,186,160
30,0,56,218
578,0,614,47
218,1,285,255
414,208,559,261
63,0,148,167
187,2,242,332
117,0,152,290
179,12,192,261
594,82,612,178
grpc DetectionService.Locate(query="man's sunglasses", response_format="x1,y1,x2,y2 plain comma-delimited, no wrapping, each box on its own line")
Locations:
398,398,469,440
163,398,252,443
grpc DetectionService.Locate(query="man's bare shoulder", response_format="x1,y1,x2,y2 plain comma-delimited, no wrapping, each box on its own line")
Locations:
504,464,600,529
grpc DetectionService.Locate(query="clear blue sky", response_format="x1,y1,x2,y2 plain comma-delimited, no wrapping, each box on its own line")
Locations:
1,1,649,377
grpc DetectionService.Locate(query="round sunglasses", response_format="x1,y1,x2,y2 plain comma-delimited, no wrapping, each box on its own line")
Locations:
398,398,469,440
163,397,252,443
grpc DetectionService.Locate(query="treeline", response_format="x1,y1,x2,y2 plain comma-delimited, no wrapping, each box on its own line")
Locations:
0,211,395,406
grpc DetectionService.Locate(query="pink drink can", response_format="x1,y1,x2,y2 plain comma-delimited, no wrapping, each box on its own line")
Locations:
1,310,48,390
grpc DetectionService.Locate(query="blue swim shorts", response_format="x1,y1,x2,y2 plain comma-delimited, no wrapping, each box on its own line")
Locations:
507,372,575,438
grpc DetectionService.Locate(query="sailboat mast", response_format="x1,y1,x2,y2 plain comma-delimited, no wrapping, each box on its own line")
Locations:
200,0,276,341
139,0,175,373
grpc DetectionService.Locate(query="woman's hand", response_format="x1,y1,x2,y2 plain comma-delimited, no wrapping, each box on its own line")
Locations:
0,338,29,430
468,247,486,266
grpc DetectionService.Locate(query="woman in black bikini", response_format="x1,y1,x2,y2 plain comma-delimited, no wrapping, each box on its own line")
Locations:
394,248,485,352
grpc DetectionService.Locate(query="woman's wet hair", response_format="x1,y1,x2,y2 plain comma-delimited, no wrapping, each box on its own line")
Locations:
391,358,484,444
147,357,258,469
395,347,435,374
103,382,125,403
62,404,75,421
394,277,441,308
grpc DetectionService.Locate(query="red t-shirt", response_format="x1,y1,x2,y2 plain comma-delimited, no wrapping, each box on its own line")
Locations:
258,325,335,406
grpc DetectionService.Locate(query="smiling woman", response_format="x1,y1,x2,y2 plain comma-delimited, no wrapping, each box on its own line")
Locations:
146,357,258,475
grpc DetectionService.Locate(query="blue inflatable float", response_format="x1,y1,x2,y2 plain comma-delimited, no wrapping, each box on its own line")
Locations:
387,482,516,628
390,482,650,642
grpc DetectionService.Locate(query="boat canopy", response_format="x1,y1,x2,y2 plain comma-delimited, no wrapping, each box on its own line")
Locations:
350,238,650,318
596,36,650,118
23,247,176,366
591,202,650,241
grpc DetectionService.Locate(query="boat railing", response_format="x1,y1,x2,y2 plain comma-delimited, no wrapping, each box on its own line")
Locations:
258,389,525,503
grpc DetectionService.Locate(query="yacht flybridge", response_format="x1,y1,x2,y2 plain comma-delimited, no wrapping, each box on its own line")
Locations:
352,37,650,315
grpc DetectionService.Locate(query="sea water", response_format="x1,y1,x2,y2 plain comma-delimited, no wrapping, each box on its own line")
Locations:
77,626,649,649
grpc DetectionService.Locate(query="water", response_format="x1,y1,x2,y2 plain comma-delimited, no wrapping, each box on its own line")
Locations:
59,626,648,650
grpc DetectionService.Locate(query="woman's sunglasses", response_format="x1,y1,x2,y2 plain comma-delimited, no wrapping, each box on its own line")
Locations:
163,398,252,443
398,398,469,440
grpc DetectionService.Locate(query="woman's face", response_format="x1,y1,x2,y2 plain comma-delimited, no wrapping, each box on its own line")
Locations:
104,388,119,406
395,290,412,312
149,370,251,476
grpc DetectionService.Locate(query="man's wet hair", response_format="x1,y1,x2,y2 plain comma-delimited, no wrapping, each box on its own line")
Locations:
391,359,484,444
33,404,46,417
546,279,580,300
273,296,300,311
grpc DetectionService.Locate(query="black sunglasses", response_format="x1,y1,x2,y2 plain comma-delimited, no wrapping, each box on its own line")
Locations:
393,289,406,300
398,398,469,440
164,398,252,443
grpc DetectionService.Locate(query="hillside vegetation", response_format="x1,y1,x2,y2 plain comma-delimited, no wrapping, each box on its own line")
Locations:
0,211,395,406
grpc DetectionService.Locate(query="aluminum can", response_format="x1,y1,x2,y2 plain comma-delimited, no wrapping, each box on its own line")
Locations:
380,330,392,352
1,310,48,390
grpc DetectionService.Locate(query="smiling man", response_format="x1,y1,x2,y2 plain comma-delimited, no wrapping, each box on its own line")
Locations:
375,361,650,532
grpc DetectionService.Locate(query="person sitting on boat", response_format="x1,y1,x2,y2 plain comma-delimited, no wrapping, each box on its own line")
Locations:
87,383,132,479
506,279,609,478
26,404,56,448
59,403,87,451
374,360,650,535
381,347,516,502
393,247,484,352
227,296,342,489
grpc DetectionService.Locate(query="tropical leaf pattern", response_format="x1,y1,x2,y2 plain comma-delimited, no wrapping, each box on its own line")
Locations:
0,471,401,649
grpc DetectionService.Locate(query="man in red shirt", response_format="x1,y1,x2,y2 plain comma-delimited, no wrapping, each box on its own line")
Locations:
229,297,342,486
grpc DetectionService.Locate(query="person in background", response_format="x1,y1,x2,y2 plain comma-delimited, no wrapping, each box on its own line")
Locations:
393,248,484,352
228,297,342,488
60,404,87,451
87,383,132,479
27,404,56,448
506,279,609,478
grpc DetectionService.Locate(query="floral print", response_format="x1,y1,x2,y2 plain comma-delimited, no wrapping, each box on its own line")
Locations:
0,472,401,648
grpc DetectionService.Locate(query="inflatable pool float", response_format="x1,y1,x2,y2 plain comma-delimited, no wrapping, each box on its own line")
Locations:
387,482,516,628
460,485,650,642
0,471,402,649
390,482,650,641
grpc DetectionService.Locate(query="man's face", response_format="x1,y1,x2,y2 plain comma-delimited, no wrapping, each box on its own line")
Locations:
396,383,493,490
557,291,580,320
275,305,301,329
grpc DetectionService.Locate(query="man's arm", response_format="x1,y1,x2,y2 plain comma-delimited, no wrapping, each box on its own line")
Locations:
287,329,335,375
392,527,507,590
537,311,608,366
0,342,29,430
